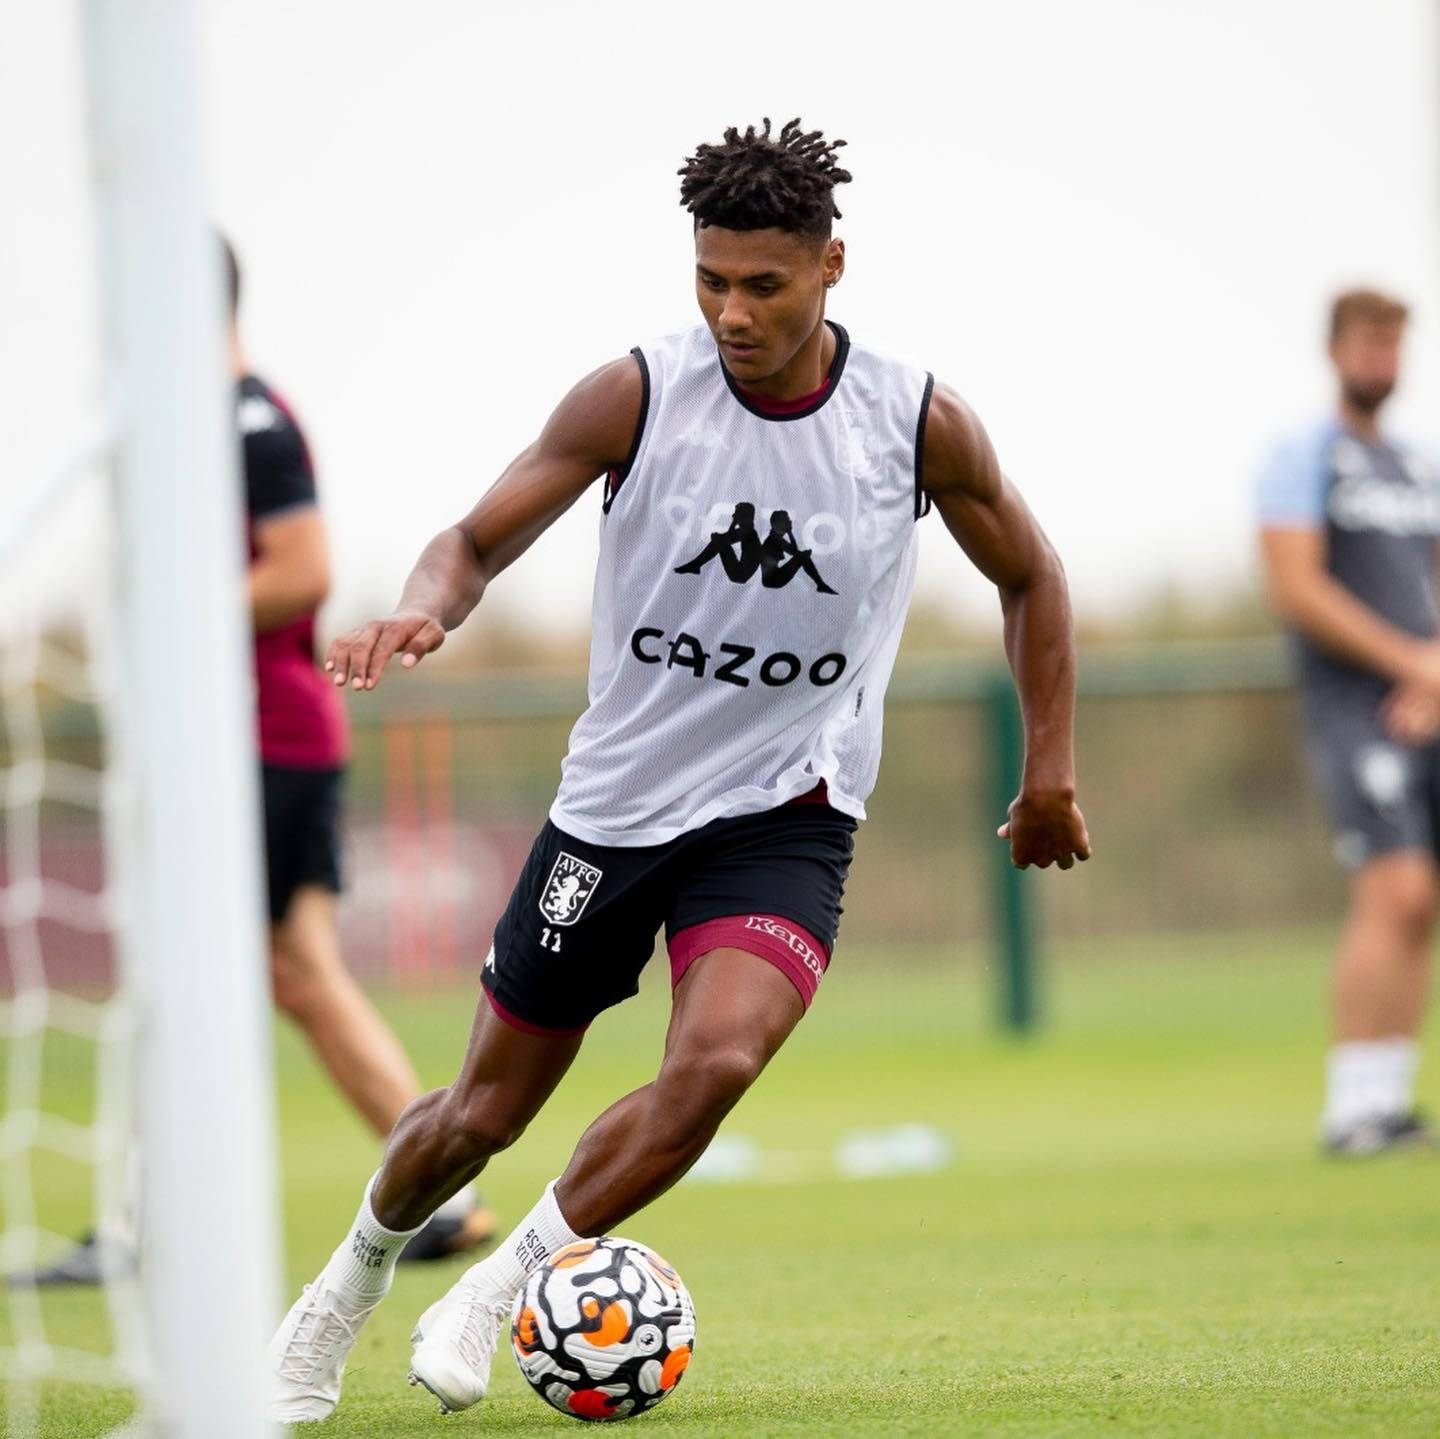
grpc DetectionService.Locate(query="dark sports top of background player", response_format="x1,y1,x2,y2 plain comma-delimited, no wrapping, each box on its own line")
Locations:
225,241,494,1258
1258,288,1440,1154
230,309,349,771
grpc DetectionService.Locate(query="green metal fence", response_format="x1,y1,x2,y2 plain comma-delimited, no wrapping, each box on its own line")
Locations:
10,636,1327,1025
343,637,1319,1031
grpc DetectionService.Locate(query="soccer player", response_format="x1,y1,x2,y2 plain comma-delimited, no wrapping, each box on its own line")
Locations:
1258,289,1440,1154
12,247,497,1289
226,241,496,1260
267,119,1090,1421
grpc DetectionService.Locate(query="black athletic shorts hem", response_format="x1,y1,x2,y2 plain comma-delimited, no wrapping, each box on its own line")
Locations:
481,803,857,1033
261,764,344,922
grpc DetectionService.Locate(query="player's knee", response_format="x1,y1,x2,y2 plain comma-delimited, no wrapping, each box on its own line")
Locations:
658,1043,765,1122
270,947,321,1022
1391,874,1438,937
1363,862,1439,937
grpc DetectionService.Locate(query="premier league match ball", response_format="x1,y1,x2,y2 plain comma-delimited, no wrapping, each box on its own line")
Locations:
511,1237,696,1422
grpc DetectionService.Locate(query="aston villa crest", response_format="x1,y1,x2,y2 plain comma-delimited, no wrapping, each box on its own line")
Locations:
834,406,879,478
539,852,603,927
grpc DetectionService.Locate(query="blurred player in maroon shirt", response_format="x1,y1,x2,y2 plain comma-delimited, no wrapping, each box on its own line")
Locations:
231,239,492,1262
10,245,493,1286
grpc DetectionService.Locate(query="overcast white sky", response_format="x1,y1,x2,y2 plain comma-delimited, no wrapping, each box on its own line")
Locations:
6,0,1439,636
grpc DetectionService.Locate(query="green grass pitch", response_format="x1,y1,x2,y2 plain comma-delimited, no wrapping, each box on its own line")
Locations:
12,928,1440,1436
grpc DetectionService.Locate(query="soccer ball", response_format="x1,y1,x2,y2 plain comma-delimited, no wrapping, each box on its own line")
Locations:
511,1236,696,1422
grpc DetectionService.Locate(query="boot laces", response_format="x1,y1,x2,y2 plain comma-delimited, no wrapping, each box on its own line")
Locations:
277,1284,374,1384
442,1283,508,1375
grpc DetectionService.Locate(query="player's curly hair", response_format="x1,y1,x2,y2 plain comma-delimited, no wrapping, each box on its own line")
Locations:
678,118,851,240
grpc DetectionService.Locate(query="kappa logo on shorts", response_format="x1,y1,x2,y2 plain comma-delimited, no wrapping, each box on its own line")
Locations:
539,852,604,927
744,915,825,979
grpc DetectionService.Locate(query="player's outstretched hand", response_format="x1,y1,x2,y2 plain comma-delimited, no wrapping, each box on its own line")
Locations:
325,610,446,691
997,790,1091,871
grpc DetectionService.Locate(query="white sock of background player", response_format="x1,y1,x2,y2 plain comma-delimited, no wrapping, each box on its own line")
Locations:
433,1185,478,1223
1324,1037,1419,1132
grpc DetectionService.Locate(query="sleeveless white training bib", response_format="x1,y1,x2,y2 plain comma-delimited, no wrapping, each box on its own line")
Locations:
550,321,933,847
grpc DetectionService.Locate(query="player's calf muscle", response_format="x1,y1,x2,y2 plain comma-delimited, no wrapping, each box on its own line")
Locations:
373,1090,500,1230
567,1030,776,1181
557,1096,713,1235
374,1053,565,1230
439,1079,535,1157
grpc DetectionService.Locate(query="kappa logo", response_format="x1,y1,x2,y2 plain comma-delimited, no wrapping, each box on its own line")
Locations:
744,915,825,980
539,852,603,927
676,418,731,451
674,502,838,594
661,494,903,555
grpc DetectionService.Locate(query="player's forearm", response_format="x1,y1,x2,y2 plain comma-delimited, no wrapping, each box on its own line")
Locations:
1000,555,1077,796
249,564,328,634
1270,573,1429,683
395,526,487,631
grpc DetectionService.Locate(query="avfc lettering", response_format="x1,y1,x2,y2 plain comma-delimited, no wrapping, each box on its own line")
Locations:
630,627,847,689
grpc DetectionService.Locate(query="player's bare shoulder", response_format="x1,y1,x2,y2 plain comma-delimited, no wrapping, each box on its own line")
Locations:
919,381,1003,505
538,353,647,474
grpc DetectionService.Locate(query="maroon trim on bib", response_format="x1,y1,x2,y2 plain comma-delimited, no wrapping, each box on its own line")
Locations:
720,321,849,422
785,779,830,807
737,375,834,417
668,912,831,1008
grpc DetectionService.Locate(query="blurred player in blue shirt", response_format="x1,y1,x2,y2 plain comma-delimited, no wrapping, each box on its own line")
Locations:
1258,289,1440,1154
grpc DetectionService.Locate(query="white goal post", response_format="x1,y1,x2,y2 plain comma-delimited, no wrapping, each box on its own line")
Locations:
85,1,282,1434
1,2,280,1435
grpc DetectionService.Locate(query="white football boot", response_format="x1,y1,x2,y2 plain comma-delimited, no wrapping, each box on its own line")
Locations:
407,1276,512,1415
267,1280,378,1422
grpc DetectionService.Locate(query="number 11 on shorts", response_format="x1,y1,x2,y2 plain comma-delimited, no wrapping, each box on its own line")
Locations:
539,926,562,953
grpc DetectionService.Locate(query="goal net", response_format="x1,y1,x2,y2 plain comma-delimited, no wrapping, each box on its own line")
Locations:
1,3,280,1435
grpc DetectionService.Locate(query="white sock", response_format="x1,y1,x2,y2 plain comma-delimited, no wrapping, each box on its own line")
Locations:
320,1173,425,1312
461,1180,584,1303
434,1185,475,1223
1324,1039,1419,1131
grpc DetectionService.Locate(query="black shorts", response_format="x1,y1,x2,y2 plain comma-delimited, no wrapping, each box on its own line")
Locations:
261,765,344,923
482,803,858,1034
